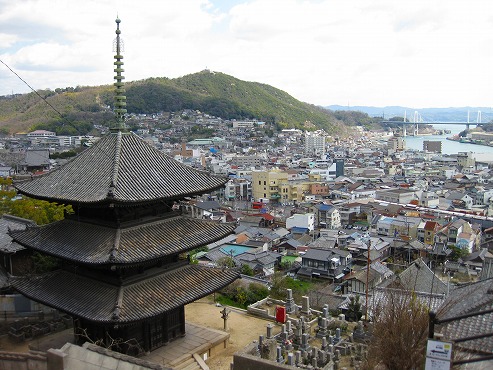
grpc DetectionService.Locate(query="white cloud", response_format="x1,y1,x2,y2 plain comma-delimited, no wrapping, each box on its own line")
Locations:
0,0,492,108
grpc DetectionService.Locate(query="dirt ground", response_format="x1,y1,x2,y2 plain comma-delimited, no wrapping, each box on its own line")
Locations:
185,295,277,370
0,296,277,370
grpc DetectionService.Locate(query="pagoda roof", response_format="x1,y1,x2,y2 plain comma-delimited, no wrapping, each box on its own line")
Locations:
11,264,239,324
9,216,235,266
15,132,227,205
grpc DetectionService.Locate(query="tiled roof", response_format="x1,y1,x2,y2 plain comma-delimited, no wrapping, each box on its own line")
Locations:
15,132,227,204
9,216,235,266
11,264,239,324
0,215,35,253
424,221,439,231
370,287,445,315
315,204,335,211
437,278,493,353
380,258,447,295
23,150,50,166
303,247,351,261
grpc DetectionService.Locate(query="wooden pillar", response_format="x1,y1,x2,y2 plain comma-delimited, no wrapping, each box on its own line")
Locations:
179,306,186,336
143,321,150,352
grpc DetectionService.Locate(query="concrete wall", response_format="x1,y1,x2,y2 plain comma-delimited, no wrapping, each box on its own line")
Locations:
233,342,294,370
0,351,47,370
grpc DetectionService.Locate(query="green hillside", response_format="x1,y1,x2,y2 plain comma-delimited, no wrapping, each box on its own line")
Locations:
0,71,347,135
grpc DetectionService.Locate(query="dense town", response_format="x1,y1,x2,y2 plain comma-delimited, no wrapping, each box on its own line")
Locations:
1,107,492,369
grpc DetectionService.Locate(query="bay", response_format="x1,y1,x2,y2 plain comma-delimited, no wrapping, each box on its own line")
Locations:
403,124,493,156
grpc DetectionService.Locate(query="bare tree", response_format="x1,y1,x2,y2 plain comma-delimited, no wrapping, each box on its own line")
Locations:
75,325,144,357
363,290,429,370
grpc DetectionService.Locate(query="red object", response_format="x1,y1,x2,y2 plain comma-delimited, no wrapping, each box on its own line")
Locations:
252,202,263,209
275,306,286,323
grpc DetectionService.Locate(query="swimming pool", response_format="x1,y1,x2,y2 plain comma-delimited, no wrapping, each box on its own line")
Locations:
220,244,255,256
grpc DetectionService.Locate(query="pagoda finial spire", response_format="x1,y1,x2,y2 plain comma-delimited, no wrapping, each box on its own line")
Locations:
113,17,126,131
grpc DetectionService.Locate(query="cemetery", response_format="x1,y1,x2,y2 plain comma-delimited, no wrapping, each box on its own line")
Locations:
235,289,371,369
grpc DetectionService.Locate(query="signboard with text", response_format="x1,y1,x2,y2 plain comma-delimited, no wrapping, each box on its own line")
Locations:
425,340,452,370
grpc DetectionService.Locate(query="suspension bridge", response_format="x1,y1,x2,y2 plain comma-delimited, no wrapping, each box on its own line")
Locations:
381,110,485,136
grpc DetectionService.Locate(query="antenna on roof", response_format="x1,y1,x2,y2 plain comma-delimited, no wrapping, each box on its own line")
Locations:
112,17,127,131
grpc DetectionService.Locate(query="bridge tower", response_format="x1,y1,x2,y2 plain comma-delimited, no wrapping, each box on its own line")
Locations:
401,110,407,136
412,111,420,136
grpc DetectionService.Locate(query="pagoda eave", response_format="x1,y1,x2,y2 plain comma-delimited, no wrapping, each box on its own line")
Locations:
10,265,240,325
14,132,229,205
9,216,236,267
14,185,227,208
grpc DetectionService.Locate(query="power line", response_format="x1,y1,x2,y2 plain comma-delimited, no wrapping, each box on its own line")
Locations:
0,55,180,213
0,59,65,118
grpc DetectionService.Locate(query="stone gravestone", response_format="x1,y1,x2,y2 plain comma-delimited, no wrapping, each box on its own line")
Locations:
285,288,297,314
301,295,311,316
300,332,310,351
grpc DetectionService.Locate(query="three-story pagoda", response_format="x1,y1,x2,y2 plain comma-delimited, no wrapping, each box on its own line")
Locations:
9,18,239,353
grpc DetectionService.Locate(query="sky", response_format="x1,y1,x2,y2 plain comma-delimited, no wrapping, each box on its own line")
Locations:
0,0,492,109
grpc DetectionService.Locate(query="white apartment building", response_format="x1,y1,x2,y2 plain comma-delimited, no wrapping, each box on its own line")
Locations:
286,213,315,231
232,121,255,129
27,130,56,138
305,132,325,155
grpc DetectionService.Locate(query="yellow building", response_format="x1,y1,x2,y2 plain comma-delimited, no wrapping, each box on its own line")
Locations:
252,170,287,202
279,182,308,203
252,170,317,203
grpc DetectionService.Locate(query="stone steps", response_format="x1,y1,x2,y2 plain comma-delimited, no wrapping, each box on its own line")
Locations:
174,356,201,370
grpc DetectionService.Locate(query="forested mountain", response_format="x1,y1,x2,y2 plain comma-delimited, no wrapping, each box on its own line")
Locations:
0,71,348,135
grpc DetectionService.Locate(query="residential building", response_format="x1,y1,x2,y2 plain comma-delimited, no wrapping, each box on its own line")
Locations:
297,247,352,280
423,221,441,245
286,213,315,232
419,191,439,208
312,203,341,229
346,261,393,294
231,155,263,168
0,166,14,177
17,149,50,174
305,131,325,156
232,121,255,129
457,151,475,170
387,136,405,151
310,183,330,197
375,215,419,239
224,178,251,201
423,140,442,153
446,192,473,209
279,181,308,203
375,188,418,204
252,170,287,202
436,218,480,253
